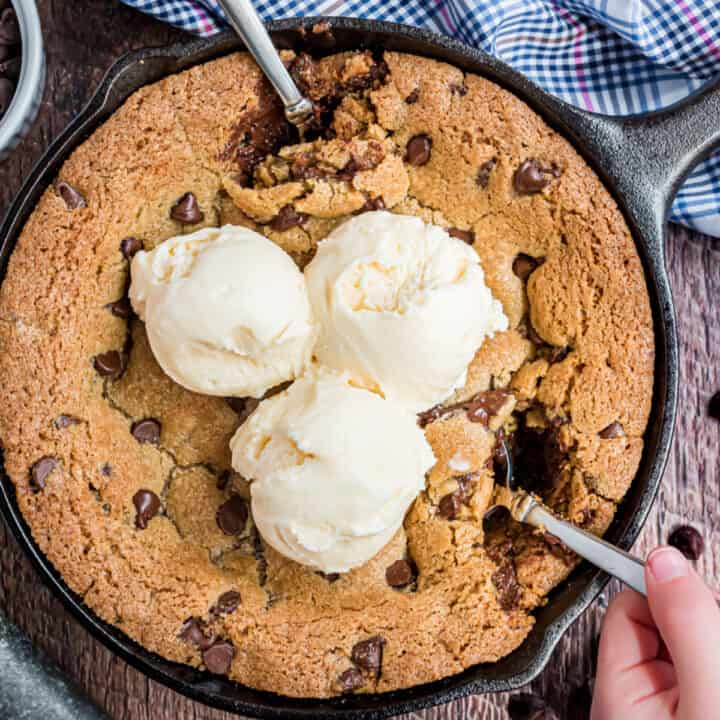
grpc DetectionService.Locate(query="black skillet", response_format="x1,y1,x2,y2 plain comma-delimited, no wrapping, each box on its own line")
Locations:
1,16,719,720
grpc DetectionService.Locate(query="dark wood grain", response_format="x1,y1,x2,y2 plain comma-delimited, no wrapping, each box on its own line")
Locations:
0,3,718,719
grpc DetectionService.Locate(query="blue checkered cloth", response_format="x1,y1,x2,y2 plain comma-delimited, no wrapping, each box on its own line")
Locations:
122,0,720,237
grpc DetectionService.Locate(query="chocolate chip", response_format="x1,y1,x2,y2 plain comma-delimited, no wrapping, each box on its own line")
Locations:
508,693,546,720
133,489,161,529
178,617,215,651
450,82,468,96
106,297,132,319
202,640,235,674
359,196,386,213
466,389,510,425
120,237,143,259
438,491,463,520
492,563,521,610
482,505,511,531
338,668,365,693
514,159,554,194
668,525,704,561
598,421,624,439
448,227,475,244
0,77,13,115
351,636,384,672
93,350,124,377
54,415,80,430
55,181,86,209
476,158,497,188
210,590,241,617
417,404,443,428
385,559,414,588
101,463,112,477
405,134,432,166
405,87,420,104
512,254,539,282
0,8,19,43
170,192,204,224
269,204,308,232
131,419,161,445
418,389,510,429
30,457,59,492
709,391,720,421
216,495,248,535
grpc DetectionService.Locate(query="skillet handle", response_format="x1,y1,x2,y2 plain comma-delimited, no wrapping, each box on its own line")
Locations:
544,76,720,258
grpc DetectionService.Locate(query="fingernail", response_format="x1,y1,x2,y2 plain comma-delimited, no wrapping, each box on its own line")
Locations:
648,547,689,583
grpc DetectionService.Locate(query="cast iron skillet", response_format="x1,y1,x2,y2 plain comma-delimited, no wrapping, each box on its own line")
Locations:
1,16,719,720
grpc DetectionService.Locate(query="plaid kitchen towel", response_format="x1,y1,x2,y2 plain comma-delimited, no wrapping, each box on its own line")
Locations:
123,0,720,237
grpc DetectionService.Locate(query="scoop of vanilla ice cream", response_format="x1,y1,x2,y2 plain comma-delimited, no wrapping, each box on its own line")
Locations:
230,369,436,573
304,211,508,412
129,225,316,398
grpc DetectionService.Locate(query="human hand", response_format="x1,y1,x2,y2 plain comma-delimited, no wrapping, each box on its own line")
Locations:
591,546,720,719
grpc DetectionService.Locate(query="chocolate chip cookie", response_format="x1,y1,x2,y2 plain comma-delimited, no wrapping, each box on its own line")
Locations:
0,46,654,697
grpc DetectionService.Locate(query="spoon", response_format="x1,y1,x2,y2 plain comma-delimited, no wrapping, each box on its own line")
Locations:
215,0,314,129
493,441,647,595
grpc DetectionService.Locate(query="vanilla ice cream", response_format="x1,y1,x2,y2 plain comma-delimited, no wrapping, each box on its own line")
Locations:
230,369,436,573
129,225,316,398
305,211,508,412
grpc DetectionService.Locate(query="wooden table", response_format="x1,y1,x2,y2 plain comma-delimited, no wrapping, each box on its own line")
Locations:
0,2,717,718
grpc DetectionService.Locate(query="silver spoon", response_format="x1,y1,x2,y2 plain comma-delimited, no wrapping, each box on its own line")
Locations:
216,0,314,128
495,441,647,595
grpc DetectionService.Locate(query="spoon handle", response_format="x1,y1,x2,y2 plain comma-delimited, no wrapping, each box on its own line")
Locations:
524,501,647,596
215,0,313,125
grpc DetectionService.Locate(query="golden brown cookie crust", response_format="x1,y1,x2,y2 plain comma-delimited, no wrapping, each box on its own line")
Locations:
0,49,653,698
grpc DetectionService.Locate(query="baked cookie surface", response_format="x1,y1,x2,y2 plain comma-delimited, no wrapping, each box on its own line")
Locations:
0,48,654,697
